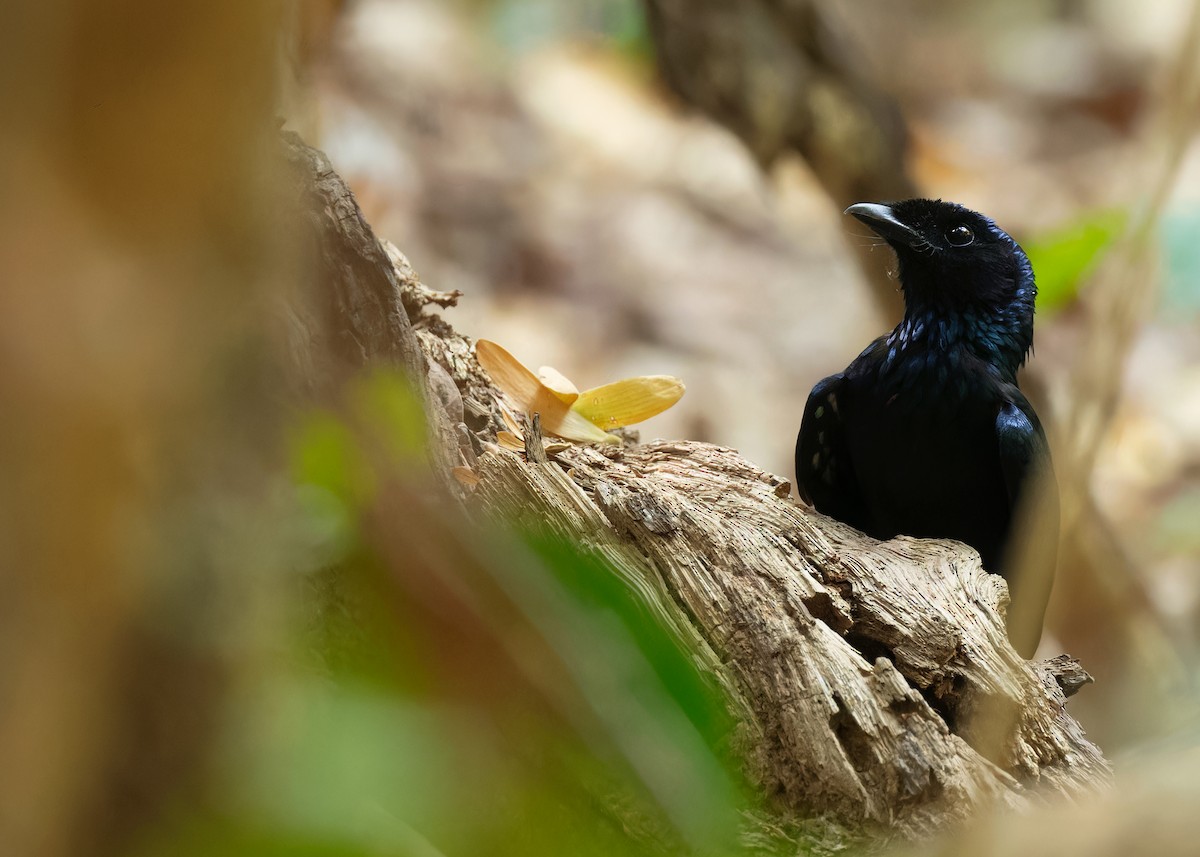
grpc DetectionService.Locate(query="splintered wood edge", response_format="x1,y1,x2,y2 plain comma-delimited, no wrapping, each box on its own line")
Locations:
469,439,1110,836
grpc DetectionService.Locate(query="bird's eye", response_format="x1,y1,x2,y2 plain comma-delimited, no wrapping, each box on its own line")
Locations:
946,225,974,247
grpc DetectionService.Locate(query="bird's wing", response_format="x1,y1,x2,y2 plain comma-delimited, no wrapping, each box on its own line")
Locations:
994,395,1051,508
995,393,1058,657
796,374,867,527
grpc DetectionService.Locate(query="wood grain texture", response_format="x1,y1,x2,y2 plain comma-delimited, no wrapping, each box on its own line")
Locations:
282,132,426,390
466,441,1109,837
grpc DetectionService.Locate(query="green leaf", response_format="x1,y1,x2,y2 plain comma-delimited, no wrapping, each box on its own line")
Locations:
221,679,458,848
351,370,429,464
289,412,375,506
523,532,735,750
510,530,746,852
1024,209,1127,312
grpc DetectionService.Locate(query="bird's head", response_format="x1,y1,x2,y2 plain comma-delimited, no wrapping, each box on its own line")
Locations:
846,198,1037,369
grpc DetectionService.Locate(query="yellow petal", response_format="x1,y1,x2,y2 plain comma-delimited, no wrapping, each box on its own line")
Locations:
552,408,622,444
537,365,580,404
572,376,686,428
476,340,618,445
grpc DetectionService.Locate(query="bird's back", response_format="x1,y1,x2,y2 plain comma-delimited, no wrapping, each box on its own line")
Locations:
837,345,1015,570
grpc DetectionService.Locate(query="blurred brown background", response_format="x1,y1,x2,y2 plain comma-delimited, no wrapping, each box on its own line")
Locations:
305,0,1200,748
4,1,1200,855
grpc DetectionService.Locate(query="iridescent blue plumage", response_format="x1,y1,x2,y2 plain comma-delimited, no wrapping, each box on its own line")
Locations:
796,199,1056,656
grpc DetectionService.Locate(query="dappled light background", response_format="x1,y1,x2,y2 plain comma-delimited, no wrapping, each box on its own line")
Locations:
308,0,1200,752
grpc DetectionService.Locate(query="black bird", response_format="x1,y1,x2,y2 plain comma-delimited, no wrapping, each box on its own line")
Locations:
796,199,1056,656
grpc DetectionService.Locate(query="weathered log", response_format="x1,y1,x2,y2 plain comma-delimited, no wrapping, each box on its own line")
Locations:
282,129,426,391
459,439,1110,837
290,130,1111,839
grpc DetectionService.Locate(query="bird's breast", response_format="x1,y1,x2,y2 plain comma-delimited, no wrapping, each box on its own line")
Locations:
872,344,983,411
840,356,1012,559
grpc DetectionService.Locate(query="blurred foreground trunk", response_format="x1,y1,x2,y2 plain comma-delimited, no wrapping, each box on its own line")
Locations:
0,5,290,856
288,137,1111,836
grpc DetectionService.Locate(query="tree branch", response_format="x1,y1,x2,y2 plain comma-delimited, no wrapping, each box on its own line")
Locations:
288,130,1110,839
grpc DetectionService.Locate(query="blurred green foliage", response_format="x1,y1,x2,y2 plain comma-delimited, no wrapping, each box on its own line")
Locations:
1024,203,1200,317
510,530,746,849
1024,209,1127,313
129,370,790,856
292,413,376,510
1162,207,1200,314
1154,485,1200,555
523,532,736,752
485,0,651,61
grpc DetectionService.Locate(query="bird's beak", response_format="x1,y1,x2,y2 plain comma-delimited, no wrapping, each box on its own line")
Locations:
845,202,923,248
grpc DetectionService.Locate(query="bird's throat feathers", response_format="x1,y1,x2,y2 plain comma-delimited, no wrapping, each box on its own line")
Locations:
846,198,1041,385
891,244,1037,380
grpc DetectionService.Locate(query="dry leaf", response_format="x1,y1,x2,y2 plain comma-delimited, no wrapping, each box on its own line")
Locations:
572,375,685,428
498,403,525,438
476,340,618,445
